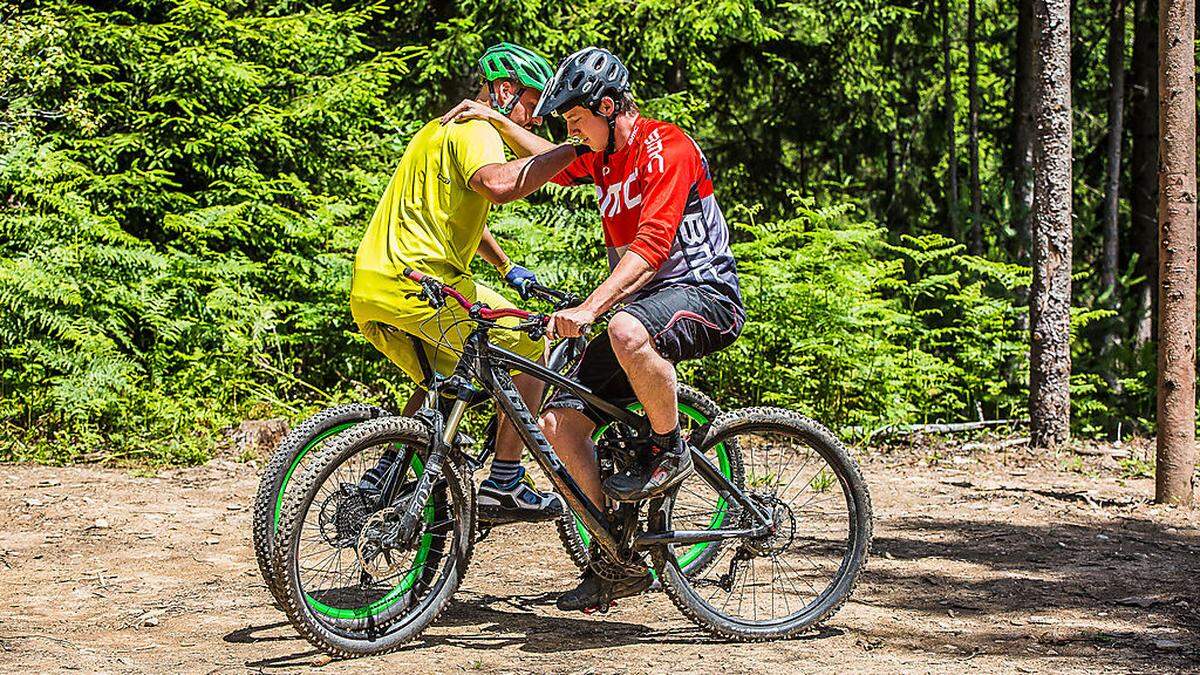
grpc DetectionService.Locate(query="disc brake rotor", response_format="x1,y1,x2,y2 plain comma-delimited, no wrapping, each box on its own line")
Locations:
355,507,413,580
747,494,797,557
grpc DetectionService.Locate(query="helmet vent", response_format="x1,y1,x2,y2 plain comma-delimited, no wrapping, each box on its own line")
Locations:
535,47,631,118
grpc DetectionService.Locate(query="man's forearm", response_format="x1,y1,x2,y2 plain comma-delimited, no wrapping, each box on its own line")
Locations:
476,227,512,273
473,144,579,204
494,117,559,157
581,252,659,316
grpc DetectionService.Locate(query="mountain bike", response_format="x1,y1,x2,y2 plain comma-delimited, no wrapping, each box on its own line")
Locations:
251,283,724,607
270,269,872,656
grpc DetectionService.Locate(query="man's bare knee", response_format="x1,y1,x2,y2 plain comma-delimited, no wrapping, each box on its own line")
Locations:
608,311,650,359
540,407,593,442
538,411,559,442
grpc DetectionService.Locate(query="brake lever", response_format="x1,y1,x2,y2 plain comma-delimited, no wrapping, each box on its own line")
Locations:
419,278,445,308
553,294,582,312
519,314,550,340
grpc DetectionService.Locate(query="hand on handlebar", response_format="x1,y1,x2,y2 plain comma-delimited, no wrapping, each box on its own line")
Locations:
547,305,596,340
404,267,580,339
504,265,539,300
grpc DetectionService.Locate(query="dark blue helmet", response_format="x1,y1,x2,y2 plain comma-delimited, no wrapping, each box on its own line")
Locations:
532,47,630,118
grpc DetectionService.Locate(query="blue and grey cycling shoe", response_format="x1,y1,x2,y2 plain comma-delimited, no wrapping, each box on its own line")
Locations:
478,467,566,524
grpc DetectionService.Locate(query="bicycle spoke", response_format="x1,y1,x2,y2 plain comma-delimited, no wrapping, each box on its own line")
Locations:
664,419,866,632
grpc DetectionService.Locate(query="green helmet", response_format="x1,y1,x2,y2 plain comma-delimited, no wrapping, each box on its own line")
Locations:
478,42,554,91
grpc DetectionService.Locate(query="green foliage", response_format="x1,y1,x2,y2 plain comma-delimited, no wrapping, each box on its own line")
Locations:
1,0,410,463
1118,454,1154,480
0,0,1149,464
677,199,1026,431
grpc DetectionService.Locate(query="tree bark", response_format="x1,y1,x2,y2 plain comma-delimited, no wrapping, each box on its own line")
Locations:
968,0,983,255
885,24,899,233
1155,0,1196,506
1101,0,1126,304
1029,0,1073,449
1130,0,1160,346
1013,0,1036,265
942,0,960,239
1100,0,1128,370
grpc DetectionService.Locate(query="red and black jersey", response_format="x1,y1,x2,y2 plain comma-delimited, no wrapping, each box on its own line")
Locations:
552,116,742,305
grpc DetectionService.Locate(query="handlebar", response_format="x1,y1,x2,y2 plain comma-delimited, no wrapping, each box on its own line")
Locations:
524,282,580,309
403,267,542,323
401,267,602,340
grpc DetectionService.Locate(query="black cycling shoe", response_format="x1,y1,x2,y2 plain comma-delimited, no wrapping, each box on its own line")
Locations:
555,570,654,613
602,442,694,502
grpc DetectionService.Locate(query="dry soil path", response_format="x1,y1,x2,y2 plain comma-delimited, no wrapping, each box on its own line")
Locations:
1,441,1197,673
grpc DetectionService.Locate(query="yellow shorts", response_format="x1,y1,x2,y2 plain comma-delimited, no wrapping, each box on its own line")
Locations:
350,269,545,385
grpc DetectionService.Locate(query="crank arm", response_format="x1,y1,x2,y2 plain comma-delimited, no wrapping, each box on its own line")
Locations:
632,525,770,549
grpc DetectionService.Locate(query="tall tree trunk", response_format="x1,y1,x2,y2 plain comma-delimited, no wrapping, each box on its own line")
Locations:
968,0,984,254
1100,0,1128,370
1029,0,1073,449
1013,0,1036,265
1155,0,1196,506
886,127,898,231
1011,0,1037,336
942,0,959,238
1130,0,1160,346
885,24,899,233
1101,0,1126,302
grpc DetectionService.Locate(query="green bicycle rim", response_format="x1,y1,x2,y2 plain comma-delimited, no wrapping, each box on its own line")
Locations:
576,402,730,570
275,425,434,619
274,422,356,528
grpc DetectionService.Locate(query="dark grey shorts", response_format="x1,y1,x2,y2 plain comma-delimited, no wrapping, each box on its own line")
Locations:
544,284,744,425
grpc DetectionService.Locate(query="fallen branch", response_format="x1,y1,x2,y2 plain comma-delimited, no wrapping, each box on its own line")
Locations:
853,419,1027,440
960,437,1030,452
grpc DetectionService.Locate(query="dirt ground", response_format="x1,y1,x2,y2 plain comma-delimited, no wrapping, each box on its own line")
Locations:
1,437,1198,674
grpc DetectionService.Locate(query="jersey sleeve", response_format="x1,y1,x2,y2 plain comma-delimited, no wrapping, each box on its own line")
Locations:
627,130,698,270
448,120,507,184
550,153,595,186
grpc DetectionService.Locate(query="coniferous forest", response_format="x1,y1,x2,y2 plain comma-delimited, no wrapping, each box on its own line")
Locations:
1,0,1196,477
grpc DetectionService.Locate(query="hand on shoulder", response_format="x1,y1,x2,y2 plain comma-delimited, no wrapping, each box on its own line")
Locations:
440,99,503,127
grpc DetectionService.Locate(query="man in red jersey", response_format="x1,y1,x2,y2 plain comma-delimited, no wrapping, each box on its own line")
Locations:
442,47,744,611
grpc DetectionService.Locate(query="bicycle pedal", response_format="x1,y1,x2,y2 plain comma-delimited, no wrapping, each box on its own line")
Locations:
583,600,617,615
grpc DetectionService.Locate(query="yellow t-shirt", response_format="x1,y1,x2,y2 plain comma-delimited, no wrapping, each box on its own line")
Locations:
354,118,506,281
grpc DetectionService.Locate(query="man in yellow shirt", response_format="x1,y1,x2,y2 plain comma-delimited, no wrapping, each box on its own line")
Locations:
351,43,584,522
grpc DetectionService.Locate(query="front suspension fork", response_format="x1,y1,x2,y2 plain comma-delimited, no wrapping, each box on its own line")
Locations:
391,397,469,545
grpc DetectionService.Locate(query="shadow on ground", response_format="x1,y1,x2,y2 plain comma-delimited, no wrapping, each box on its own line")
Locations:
863,510,1200,668
419,592,842,653
227,590,842,666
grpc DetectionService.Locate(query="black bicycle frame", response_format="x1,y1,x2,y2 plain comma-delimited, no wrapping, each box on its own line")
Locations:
431,323,773,563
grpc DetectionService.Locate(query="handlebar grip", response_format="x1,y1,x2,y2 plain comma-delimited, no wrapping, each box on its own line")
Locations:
402,267,425,282
526,282,562,300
